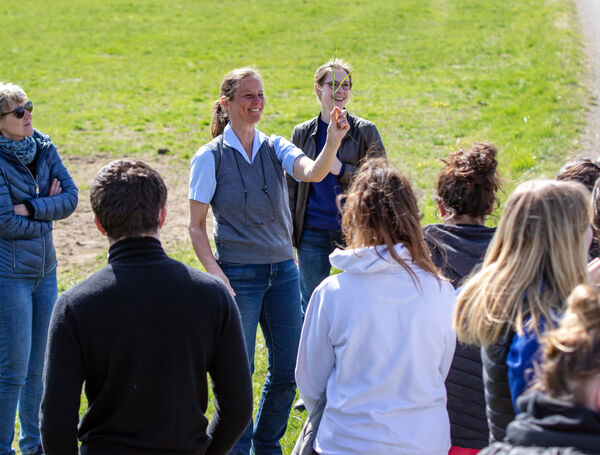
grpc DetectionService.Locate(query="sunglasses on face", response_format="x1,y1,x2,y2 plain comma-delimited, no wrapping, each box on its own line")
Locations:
1,101,33,119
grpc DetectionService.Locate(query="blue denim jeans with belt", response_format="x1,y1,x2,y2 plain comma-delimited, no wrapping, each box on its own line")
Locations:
0,270,57,455
220,259,302,455
297,226,344,316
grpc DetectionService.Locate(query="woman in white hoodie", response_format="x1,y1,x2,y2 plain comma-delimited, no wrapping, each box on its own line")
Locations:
295,158,457,455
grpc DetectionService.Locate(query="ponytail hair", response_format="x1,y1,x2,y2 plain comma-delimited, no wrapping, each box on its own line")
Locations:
210,67,262,138
538,284,600,404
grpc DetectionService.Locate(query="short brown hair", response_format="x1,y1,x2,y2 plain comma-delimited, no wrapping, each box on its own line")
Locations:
436,143,501,218
557,158,600,192
90,159,167,239
340,157,441,290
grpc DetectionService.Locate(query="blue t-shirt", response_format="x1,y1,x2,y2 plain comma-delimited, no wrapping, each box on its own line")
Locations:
304,118,344,231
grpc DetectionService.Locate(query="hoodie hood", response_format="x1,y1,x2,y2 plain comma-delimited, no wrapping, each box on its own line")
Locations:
506,391,600,453
329,243,415,274
423,223,495,287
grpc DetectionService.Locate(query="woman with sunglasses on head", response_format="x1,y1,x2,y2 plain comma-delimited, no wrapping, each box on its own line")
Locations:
188,68,349,455
295,158,456,455
0,82,78,455
287,59,385,317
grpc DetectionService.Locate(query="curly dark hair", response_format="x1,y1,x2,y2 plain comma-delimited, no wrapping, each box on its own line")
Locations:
436,143,501,218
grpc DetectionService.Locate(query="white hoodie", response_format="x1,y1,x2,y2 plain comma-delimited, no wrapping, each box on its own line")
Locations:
295,243,457,455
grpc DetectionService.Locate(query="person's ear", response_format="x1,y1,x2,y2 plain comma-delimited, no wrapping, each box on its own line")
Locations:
220,96,230,112
93,214,107,236
158,206,167,229
315,83,322,101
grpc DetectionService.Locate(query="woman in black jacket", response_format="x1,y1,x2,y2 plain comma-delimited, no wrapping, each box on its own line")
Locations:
480,284,600,455
423,143,501,453
286,59,385,316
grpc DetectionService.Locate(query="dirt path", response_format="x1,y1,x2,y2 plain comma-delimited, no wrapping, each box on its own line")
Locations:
53,152,209,279
576,0,600,154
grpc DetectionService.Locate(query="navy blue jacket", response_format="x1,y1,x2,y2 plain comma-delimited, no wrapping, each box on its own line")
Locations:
0,130,78,278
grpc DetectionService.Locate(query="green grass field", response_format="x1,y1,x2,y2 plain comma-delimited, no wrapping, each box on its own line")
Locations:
1,0,592,452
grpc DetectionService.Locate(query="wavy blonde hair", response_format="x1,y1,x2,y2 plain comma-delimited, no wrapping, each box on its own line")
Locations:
340,157,441,290
539,284,600,404
455,180,591,346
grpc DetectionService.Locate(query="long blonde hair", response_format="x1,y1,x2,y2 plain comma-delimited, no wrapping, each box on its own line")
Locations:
454,180,591,346
539,284,600,404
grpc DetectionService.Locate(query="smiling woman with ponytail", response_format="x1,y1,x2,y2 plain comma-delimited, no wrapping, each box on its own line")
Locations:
188,67,350,455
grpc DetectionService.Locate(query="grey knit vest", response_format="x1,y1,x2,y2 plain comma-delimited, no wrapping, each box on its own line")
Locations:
207,135,294,264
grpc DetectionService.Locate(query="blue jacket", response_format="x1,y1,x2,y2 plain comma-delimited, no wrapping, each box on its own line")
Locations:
0,130,78,278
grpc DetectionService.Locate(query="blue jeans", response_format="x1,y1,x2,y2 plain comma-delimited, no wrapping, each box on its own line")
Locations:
297,226,344,315
0,271,57,455
220,259,302,455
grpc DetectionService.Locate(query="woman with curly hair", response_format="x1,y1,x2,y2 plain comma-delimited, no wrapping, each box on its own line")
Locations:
423,143,501,454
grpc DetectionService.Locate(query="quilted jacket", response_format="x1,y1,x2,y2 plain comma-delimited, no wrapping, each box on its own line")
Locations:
0,130,78,278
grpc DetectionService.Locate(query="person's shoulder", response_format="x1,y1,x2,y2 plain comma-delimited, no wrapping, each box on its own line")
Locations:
348,113,378,129
190,141,219,170
32,129,56,152
165,257,233,300
57,264,114,307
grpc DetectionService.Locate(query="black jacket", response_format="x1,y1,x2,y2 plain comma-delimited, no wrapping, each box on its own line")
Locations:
482,333,517,443
423,223,496,448
423,223,495,288
286,113,385,246
41,237,253,455
479,391,600,455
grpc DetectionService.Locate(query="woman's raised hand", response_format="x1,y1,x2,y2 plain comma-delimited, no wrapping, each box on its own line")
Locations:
326,107,350,144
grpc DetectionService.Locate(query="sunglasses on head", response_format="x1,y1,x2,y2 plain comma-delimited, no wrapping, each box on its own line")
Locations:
1,101,33,119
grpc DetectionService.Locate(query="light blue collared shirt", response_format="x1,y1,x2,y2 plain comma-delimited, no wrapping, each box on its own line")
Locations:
189,123,304,203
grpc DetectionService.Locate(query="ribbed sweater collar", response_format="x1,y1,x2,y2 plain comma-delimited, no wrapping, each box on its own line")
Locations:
107,237,167,264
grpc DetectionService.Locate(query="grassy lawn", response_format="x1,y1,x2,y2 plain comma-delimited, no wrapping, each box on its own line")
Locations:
1,0,590,452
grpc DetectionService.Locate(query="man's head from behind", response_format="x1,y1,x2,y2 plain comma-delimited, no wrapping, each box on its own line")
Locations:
90,159,167,241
